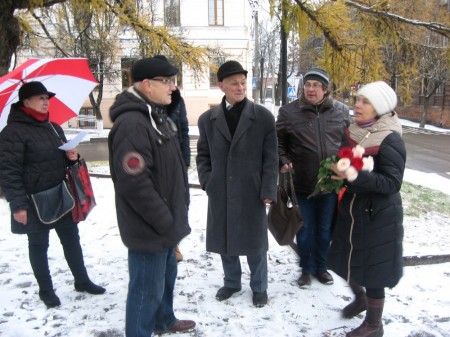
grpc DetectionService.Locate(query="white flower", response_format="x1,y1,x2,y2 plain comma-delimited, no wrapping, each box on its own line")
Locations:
362,156,374,172
345,166,358,182
336,158,351,172
352,145,365,158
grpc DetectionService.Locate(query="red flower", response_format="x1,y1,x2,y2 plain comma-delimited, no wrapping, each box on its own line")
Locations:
351,157,364,170
338,147,353,159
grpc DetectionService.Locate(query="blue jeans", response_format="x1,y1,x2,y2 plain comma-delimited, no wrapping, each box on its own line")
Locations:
295,193,337,275
125,248,177,337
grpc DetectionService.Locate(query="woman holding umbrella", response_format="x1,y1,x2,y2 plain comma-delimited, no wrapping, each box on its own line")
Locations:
0,81,105,308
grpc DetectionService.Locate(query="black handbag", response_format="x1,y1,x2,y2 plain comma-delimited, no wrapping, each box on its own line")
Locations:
30,181,75,225
268,169,303,245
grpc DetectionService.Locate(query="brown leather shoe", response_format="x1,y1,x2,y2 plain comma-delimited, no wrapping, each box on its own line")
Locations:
155,319,196,334
316,271,334,285
297,273,312,287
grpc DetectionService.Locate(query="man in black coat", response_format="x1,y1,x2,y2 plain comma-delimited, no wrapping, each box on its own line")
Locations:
154,54,191,263
108,57,195,336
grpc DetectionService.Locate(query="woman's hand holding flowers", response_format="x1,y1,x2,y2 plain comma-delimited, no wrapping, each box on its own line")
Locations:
309,145,374,198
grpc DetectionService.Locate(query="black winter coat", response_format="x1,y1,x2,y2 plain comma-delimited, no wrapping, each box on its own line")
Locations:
0,104,75,234
277,95,349,195
328,115,406,288
167,89,191,166
108,88,190,252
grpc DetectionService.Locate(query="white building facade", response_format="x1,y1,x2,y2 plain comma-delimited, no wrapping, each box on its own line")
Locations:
13,0,254,128
94,0,254,127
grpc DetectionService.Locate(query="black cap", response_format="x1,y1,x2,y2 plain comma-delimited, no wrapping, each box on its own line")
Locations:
217,60,248,82
131,57,178,83
154,54,169,62
304,67,329,86
18,81,55,101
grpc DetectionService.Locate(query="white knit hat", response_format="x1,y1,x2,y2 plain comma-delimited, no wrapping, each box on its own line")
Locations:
357,81,398,116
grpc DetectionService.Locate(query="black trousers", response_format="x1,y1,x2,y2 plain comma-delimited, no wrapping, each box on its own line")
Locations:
366,287,385,299
27,224,89,292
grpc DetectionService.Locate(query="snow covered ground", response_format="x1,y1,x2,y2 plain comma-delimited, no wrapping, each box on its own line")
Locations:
1,116,449,337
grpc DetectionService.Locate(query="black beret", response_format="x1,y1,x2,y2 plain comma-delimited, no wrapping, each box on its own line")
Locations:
304,67,329,86
131,57,178,83
19,81,55,101
217,60,248,82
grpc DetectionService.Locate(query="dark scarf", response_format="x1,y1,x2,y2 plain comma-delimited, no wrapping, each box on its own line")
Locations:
222,96,246,137
20,106,49,122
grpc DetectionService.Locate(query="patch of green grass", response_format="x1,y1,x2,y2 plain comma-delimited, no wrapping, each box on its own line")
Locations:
401,182,450,217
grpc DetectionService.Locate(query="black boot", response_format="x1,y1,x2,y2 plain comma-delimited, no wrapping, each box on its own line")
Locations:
39,290,61,308
75,280,106,294
346,297,384,337
342,282,367,318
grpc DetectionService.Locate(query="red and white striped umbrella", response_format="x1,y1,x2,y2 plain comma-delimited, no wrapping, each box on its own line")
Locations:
0,58,98,131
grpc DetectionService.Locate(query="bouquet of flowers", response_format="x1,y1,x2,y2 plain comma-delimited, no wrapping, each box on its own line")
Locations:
308,145,374,198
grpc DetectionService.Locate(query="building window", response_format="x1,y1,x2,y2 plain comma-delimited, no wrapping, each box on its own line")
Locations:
435,82,444,95
78,108,96,128
209,58,222,87
209,0,224,26
165,0,180,26
121,57,137,89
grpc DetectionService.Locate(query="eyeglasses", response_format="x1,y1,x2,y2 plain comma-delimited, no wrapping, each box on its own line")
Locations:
149,77,177,86
304,82,323,89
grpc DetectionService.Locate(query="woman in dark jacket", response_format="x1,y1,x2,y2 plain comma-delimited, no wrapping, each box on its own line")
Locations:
0,82,105,308
328,81,406,337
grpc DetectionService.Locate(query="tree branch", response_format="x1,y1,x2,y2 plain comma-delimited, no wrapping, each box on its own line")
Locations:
31,12,70,57
293,0,343,52
344,0,450,38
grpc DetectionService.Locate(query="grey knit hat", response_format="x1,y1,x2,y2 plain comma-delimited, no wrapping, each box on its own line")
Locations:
304,67,329,86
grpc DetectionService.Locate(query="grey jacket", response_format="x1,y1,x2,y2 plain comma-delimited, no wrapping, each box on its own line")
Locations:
196,98,278,256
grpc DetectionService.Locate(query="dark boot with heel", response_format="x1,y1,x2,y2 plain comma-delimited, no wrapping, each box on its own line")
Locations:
342,283,367,318
39,290,61,308
74,280,106,294
346,297,384,337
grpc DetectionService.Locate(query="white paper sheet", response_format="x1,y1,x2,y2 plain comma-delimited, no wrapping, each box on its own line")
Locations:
58,131,89,150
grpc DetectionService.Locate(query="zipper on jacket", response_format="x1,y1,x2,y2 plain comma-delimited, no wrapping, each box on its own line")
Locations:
346,193,357,282
316,106,325,160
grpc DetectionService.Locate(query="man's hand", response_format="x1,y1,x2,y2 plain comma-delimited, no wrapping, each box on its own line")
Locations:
262,198,273,205
280,163,293,173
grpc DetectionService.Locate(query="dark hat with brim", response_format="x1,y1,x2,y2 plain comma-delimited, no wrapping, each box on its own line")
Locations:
18,81,56,101
217,60,248,82
131,57,178,83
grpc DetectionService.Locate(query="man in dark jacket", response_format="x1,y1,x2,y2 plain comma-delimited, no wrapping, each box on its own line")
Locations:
196,60,278,307
154,54,191,263
277,67,350,288
108,57,195,337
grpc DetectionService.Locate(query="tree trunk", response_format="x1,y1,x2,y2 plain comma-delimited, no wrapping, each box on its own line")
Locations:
419,95,430,128
0,2,21,76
